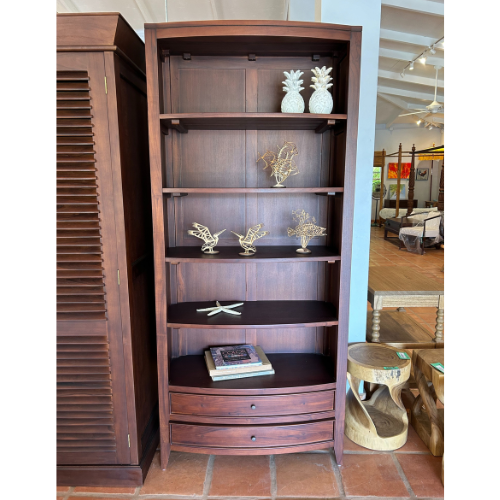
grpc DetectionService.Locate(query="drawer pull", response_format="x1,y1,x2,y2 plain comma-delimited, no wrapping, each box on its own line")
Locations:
251,404,256,410
251,436,256,441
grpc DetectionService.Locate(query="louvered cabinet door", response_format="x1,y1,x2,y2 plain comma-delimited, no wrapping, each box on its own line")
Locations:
57,56,131,466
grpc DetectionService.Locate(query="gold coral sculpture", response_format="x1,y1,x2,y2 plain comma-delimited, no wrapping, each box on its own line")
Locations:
287,209,327,254
231,223,269,256
257,141,299,188
187,223,226,254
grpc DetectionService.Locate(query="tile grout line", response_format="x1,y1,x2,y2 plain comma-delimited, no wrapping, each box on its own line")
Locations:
391,452,417,499
269,455,277,500
202,454,215,500
329,448,346,500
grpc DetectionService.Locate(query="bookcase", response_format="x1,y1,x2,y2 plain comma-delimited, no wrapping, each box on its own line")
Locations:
144,20,361,468
57,13,158,486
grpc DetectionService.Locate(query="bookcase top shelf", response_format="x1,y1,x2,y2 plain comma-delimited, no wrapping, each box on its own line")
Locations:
167,300,338,329
169,353,337,395
160,113,346,133
166,246,340,263
163,187,343,195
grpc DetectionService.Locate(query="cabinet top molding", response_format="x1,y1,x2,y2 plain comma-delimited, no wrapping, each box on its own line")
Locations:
145,20,361,33
57,13,145,73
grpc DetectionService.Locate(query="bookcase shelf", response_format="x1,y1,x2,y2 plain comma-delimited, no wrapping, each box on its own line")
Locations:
160,112,346,133
169,353,337,395
163,187,343,195
167,300,338,329
166,246,340,263
146,20,361,467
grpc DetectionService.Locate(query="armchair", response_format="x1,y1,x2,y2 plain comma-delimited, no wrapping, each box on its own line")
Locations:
399,212,443,255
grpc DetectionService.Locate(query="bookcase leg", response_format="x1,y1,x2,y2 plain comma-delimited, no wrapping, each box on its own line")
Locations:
160,441,171,471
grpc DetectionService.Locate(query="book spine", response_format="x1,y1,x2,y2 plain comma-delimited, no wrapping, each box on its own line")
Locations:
212,370,275,381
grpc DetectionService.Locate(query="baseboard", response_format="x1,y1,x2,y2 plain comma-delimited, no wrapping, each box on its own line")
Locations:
57,428,159,487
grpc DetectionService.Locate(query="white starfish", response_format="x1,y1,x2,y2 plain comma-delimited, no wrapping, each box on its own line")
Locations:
196,301,243,317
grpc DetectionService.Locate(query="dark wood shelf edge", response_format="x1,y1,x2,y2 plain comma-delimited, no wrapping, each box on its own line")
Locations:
162,187,344,195
167,320,338,329
159,113,347,133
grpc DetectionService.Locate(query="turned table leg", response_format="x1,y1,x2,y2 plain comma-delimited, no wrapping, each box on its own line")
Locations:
434,295,444,343
372,310,381,342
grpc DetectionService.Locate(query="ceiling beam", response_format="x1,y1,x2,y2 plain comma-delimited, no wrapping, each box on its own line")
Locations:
378,85,443,101
379,48,444,67
385,106,406,128
378,69,443,88
209,0,219,19
132,0,155,22
380,28,443,48
381,0,444,16
377,92,412,110
57,0,79,12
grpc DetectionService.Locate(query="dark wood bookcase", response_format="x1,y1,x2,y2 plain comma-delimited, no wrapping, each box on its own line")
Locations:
57,13,158,486
144,20,361,468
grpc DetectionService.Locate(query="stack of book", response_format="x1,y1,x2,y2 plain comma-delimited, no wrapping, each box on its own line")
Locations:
205,344,274,381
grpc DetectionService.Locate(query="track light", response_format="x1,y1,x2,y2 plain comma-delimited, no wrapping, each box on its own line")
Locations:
429,45,436,55
417,120,422,125
400,70,405,78
428,125,434,130
409,61,414,70
420,55,427,64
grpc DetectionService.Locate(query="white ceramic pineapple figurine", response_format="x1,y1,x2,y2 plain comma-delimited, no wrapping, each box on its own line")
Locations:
309,66,333,114
281,70,305,113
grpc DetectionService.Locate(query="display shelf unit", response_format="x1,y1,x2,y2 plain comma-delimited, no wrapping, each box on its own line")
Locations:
145,20,361,468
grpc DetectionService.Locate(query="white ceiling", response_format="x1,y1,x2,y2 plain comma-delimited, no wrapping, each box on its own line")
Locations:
56,0,444,129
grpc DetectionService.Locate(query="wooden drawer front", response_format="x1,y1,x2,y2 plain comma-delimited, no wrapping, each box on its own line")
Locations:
171,420,334,448
170,391,334,417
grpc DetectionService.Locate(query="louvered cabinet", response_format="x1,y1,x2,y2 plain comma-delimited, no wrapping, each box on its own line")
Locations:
57,13,158,487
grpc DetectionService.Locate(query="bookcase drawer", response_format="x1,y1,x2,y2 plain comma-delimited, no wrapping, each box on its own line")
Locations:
170,391,335,417
171,420,334,448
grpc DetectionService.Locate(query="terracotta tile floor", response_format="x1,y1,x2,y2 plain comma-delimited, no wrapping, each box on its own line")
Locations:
57,228,444,499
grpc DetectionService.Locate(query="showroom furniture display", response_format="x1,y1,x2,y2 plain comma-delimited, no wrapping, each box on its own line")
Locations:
411,349,444,456
57,13,158,486
367,267,444,346
399,212,442,255
144,20,362,468
345,344,410,450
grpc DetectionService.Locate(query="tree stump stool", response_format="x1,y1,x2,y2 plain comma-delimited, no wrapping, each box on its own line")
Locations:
345,343,410,450
411,349,444,456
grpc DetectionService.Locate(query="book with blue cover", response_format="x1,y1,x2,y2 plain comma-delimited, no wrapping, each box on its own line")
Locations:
209,344,262,370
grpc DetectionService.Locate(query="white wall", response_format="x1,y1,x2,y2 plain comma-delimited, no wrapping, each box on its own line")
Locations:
373,126,444,219
321,1,382,345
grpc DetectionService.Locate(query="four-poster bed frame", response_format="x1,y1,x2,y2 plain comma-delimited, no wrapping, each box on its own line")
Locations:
375,144,444,224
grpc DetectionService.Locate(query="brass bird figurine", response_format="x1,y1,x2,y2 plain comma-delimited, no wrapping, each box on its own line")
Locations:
231,223,269,256
187,223,226,254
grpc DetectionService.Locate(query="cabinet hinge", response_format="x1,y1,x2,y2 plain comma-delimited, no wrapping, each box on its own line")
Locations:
128,434,130,447
117,269,120,285
104,76,108,94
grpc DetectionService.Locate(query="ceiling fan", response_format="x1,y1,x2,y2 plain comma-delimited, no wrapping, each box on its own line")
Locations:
398,66,443,117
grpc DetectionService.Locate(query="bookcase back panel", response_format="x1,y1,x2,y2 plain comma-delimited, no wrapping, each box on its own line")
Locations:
166,55,334,115
175,194,328,247
254,327,319,353
256,130,324,188
172,64,246,113
176,130,246,188
255,262,322,300
257,194,328,245
255,57,332,113
177,195,246,246
173,328,247,357
177,263,247,302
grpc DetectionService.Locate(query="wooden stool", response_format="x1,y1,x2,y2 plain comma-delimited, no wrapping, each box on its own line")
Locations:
345,344,411,450
411,349,444,456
